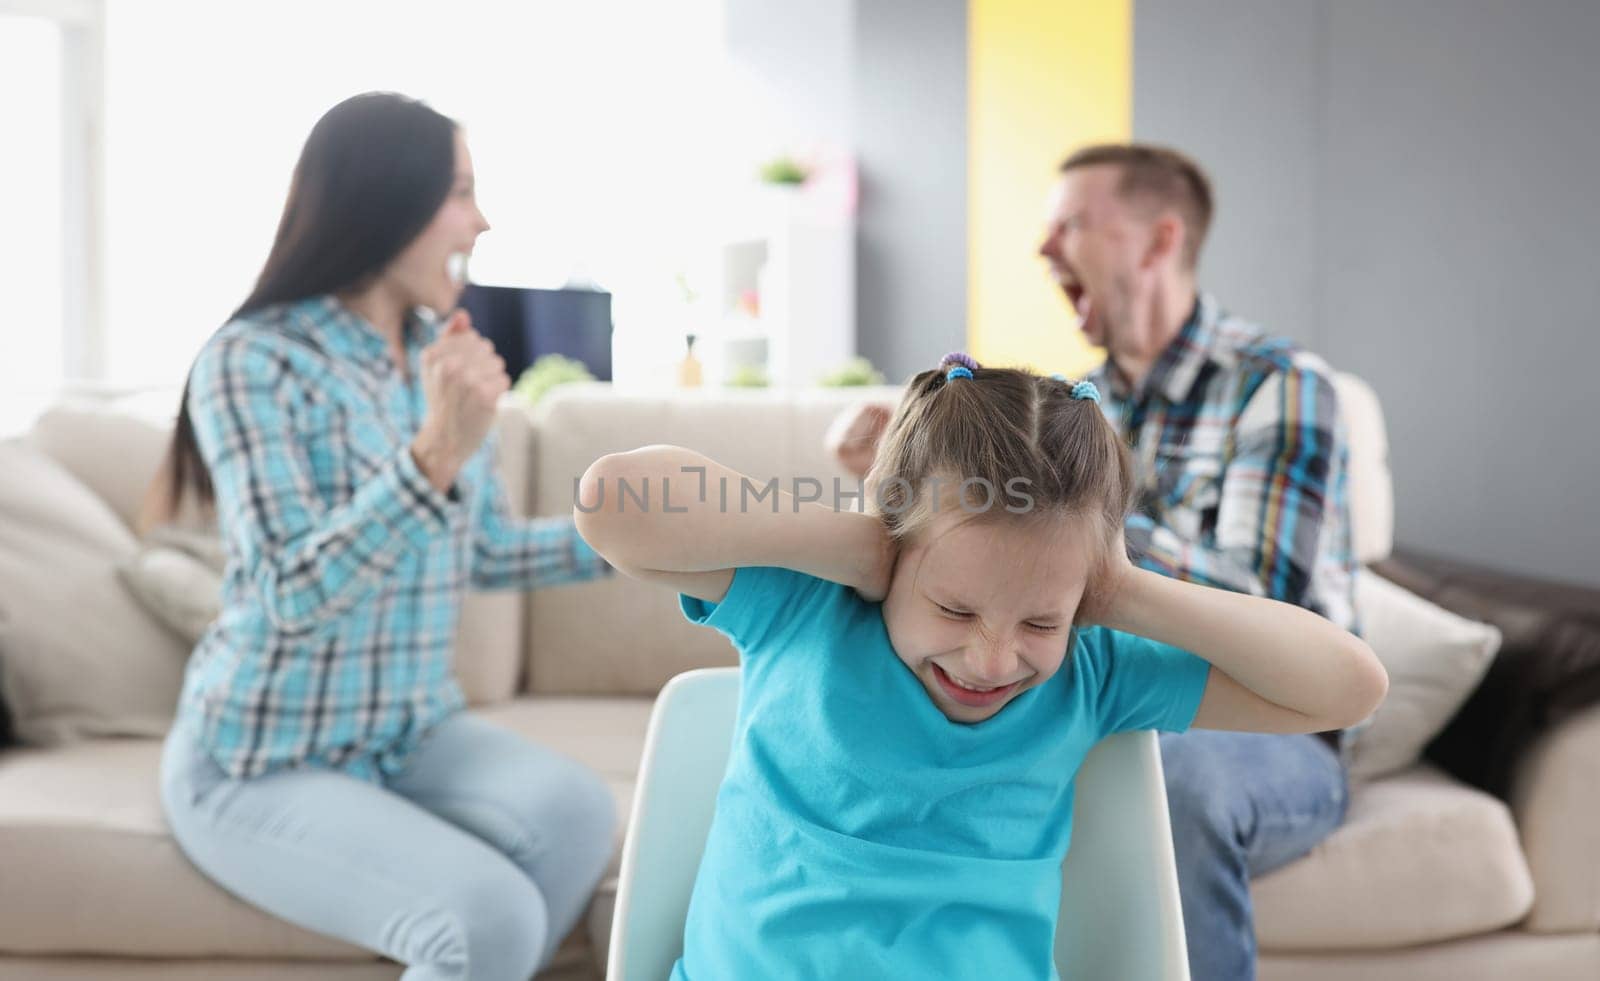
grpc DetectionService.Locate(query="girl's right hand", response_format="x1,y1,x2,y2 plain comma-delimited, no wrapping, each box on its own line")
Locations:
853,515,898,602
412,310,510,491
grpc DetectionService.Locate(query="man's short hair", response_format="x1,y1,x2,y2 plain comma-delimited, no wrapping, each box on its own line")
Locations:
1059,144,1214,269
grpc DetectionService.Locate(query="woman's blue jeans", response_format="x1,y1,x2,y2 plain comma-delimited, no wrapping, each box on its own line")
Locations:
1160,729,1349,981
160,713,616,981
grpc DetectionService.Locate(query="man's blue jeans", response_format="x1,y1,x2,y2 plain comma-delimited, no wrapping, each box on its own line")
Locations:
1160,729,1348,981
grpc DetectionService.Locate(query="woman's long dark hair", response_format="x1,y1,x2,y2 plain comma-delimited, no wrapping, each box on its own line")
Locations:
162,91,458,518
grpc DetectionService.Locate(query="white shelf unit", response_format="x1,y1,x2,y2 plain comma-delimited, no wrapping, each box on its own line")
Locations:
702,188,855,390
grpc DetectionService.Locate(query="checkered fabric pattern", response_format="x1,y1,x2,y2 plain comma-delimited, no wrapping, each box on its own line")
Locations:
1089,293,1359,635
180,296,609,781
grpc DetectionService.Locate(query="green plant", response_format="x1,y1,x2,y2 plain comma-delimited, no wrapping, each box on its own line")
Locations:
726,365,770,388
818,357,886,387
674,271,699,306
758,156,809,185
513,354,595,405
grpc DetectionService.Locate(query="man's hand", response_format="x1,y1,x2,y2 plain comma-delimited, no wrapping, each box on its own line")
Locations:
825,401,894,480
411,310,510,492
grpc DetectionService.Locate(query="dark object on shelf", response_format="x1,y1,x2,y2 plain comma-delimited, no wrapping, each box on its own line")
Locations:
1373,547,1600,802
0,682,12,748
458,284,613,382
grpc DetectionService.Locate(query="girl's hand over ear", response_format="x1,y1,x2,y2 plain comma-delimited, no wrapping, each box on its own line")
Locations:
851,514,898,603
1077,525,1138,627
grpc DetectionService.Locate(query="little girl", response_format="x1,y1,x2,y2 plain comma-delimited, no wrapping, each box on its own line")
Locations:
575,355,1386,980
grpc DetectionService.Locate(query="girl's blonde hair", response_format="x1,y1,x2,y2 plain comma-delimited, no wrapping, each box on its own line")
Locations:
868,364,1136,560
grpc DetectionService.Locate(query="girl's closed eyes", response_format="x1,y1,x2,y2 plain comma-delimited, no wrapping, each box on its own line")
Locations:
883,508,1089,723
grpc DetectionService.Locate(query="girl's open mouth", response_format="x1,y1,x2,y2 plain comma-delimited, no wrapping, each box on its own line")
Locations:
931,663,1022,709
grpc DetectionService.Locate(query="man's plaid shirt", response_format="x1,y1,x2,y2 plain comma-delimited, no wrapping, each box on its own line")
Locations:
1089,293,1359,635
180,296,609,781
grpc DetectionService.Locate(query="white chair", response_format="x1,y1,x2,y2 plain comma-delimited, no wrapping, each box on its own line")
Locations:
1056,717,1192,981
605,667,1191,981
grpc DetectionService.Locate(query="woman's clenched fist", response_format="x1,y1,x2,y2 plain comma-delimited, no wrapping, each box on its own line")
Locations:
410,310,510,492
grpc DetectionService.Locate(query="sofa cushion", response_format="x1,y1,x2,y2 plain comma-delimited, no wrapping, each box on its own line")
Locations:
1252,765,1534,950
1259,932,1600,981
1374,548,1600,803
28,404,174,530
0,739,374,960
475,696,652,786
524,385,901,695
118,526,227,645
1332,374,1393,565
0,696,649,961
0,442,188,745
1347,570,1502,782
1511,702,1600,934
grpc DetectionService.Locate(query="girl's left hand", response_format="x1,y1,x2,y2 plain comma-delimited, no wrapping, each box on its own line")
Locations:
1076,526,1138,627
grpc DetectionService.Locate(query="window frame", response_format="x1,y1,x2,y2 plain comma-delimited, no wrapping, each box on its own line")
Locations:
2,0,106,387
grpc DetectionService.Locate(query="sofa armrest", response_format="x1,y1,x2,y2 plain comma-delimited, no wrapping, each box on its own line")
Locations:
1510,701,1600,933
1373,550,1600,931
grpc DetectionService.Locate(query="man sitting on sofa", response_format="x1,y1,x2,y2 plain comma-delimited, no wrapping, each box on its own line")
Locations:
830,143,1361,981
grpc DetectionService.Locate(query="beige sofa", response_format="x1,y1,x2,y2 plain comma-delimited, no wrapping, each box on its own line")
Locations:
1,381,1596,980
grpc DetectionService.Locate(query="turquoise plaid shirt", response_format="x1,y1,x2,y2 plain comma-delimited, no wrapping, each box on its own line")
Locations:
178,296,609,781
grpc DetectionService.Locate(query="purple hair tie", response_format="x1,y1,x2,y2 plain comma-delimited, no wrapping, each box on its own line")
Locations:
939,351,980,373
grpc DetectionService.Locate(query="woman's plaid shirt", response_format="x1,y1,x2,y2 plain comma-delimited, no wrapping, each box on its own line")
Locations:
179,297,609,781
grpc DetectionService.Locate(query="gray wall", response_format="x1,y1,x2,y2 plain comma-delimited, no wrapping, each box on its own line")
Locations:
724,0,855,153
854,0,968,383
1135,0,1600,586
725,0,966,385
1132,1,1323,347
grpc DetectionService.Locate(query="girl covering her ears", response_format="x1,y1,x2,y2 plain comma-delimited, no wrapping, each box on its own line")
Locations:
575,353,1387,980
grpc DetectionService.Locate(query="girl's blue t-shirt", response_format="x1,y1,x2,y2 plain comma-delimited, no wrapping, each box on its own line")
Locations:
670,566,1212,981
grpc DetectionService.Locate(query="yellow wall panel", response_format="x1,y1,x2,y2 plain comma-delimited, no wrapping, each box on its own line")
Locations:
968,0,1131,376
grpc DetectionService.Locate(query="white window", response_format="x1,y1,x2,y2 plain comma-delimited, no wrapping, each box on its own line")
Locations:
99,0,727,391
0,0,105,435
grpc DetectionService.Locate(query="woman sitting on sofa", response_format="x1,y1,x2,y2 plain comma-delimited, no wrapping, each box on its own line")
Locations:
150,91,615,981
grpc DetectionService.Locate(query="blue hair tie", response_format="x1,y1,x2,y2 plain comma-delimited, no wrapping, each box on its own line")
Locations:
1050,373,1068,382
939,352,978,381
1070,380,1101,404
